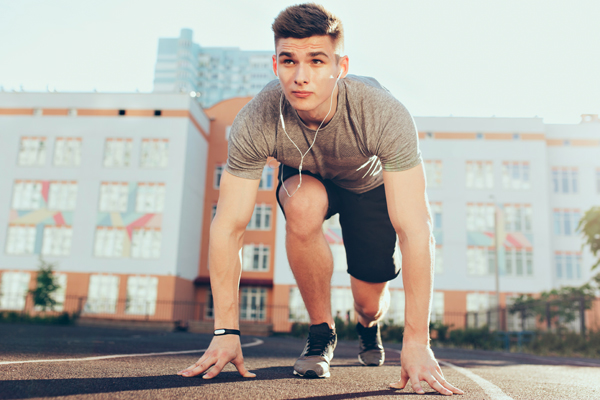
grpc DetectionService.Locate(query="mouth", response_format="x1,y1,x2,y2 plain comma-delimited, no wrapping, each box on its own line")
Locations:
292,91,312,98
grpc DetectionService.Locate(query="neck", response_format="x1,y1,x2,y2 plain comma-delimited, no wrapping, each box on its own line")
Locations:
296,85,339,130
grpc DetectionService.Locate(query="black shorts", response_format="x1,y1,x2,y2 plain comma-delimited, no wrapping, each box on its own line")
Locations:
275,164,400,283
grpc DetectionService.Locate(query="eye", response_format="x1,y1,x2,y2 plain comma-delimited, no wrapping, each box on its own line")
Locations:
282,59,294,65
313,59,324,64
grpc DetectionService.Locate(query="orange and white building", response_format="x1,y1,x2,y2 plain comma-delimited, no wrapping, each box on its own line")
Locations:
1,91,599,332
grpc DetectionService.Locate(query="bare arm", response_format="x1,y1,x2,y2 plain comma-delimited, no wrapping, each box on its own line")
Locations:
383,164,463,396
179,170,260,379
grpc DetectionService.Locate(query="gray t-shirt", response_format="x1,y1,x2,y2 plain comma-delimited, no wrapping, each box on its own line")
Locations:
226,75,422,194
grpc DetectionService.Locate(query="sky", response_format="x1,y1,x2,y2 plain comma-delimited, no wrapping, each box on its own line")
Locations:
1,0,599,123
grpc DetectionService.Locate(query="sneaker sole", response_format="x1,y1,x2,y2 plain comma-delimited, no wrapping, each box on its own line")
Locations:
358,354,384,367
293,369,330,379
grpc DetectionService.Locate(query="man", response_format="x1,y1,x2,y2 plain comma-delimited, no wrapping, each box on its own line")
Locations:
179,3,463,396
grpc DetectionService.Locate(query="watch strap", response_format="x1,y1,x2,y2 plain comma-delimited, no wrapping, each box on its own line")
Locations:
213,328,241,336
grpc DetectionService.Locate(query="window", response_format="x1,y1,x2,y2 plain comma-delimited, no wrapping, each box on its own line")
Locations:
5,225,36,255
247,204,272,230
0,272,31,310
505,247,534,276
553,209,581,236
242,244,270,271
126,276,158,315
466,161,493,189
205,289,214,319
48,181,78,211
18,137,46,166
331,287,355,322
131,228,161,259
140,139,169,168
502,162,531,190
424,160,443,188
330,244,348,272
387,290,405,325
434,246,443,274
85,274,120,314
103,138,132,168
240,287,266,321
258,167,274,190
54,137,82,166
552,167,578,193
289,286,309,322
94,227,126,258
504,204,533,232
214,164,225,189
430,292,444,323
466,203,494,232
211,204,217,220
99,182,129,212
466,246,495,275
135,183,166,213
556,253,583,280
41,226,73,256
430,202,442,230
466,292,498,327
12,180,43,210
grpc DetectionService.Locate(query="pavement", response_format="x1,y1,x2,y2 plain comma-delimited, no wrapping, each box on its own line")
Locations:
1,323,600,399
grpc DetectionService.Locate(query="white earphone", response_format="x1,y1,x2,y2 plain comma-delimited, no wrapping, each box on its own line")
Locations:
279,67,344,197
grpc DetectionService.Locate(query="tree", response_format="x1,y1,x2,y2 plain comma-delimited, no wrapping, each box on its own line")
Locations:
30,257,61,312
578,206,600,271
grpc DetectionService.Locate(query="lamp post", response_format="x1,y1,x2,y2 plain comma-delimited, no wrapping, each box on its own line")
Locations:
490,194,502,331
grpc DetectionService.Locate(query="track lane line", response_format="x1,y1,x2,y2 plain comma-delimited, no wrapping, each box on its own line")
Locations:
0,338,264,366
387,348,514,400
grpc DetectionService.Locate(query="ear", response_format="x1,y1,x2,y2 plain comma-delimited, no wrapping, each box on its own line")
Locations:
338,55,349,79
272,54,278,77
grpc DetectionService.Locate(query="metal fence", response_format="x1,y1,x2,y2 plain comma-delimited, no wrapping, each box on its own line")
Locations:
2,294,599,334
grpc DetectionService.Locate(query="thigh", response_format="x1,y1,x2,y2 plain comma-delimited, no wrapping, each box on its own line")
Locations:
276,164,341,220
338,184,399,283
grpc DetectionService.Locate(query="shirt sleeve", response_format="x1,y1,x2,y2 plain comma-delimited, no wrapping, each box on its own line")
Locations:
225,98,274,180
376,98,422,172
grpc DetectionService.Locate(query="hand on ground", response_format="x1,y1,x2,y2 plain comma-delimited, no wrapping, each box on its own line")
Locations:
177,335,256,379
390,341,463,396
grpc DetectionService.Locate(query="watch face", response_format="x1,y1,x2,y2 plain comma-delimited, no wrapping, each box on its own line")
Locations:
214,329,226,335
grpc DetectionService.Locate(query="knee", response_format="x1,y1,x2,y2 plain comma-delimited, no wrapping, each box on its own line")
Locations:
283,197,327,241
354,300,385,321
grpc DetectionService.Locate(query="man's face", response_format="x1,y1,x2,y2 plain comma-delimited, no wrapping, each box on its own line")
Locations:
272,35,347,115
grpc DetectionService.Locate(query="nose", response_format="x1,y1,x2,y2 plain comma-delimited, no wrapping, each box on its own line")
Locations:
294,63,309,85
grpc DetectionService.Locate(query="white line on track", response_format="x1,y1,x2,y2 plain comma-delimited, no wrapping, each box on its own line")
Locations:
387,348,514,400
439,360,514,400
0,338,264,366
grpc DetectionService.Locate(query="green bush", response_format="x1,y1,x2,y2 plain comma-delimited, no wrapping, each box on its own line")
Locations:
0,311,77,325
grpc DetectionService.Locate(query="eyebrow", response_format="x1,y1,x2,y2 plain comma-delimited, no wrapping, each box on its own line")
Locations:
278,51,330,59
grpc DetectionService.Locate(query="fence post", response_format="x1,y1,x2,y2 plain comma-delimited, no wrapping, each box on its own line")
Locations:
579,296,586,337
545,302,551,330
487,310,491,329
77,297,83,315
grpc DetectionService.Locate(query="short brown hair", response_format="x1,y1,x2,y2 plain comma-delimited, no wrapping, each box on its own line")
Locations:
272,3,344,54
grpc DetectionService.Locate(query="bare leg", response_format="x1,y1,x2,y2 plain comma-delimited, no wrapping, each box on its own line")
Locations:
351,277,390,328
280,175,334,328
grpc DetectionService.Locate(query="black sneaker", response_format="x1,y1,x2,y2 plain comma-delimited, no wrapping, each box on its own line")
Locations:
293,322,337,378
356,322,385,366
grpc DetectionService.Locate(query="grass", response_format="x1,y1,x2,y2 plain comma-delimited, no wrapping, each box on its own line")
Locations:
0,310,78,325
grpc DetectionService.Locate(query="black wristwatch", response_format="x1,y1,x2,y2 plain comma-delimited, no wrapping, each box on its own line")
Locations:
213,328,241,336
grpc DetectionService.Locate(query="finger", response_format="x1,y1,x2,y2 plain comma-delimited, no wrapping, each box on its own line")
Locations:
432,371,464,395
409,373,425,394
182,357,216,377
389,368,409,389
202,359,228,380
231,356,256,378
424,374,453,396
178,355,208,375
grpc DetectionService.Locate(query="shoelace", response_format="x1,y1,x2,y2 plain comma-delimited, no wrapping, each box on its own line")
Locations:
359,327,381,351
305,332,334,356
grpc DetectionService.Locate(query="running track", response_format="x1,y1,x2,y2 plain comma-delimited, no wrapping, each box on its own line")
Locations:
1,323,599,399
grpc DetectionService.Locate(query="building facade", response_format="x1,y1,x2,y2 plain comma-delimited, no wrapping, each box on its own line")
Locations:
1,90,598,332
153,29,275,108
0,92,210,319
